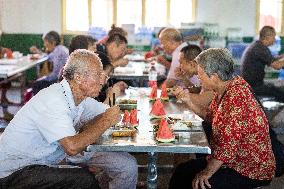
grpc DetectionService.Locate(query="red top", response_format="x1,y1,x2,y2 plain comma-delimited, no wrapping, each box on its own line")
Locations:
208,76,275,180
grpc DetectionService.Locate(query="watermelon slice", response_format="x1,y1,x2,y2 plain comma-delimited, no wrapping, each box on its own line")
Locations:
122,110,130,124
156,118,175,142
149,84,157,102
160,83,169,101
130,109,139,127
150,99,166,119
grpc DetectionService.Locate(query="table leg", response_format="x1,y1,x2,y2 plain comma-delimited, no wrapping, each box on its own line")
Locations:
147,152,158,189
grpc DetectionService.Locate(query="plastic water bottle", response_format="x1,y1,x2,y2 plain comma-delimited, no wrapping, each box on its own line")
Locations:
148,62,157,87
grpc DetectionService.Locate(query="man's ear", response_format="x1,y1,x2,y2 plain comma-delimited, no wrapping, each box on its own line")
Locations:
74,73,82,84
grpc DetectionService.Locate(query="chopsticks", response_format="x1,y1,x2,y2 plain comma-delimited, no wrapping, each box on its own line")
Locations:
109,93,116,107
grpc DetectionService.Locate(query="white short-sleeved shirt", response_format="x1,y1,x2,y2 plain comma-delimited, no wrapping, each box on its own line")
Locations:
167,42,200,86
0,79,108,178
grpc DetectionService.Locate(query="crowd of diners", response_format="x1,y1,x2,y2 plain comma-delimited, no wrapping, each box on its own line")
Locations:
0,25,284,189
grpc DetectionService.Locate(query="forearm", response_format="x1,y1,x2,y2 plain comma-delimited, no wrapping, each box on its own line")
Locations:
185,92,213,119
166,79,177,88
202,158,223,177
271,60,284,70
60,114,112,155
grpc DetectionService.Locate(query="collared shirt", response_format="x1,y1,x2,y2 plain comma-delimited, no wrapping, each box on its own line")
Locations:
0,79,108,178
46,45,69,81
166,42,200,86
208,76,275,180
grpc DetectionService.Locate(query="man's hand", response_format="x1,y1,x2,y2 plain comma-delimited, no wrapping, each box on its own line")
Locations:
104,106,121,126
192,170,212,189
29,46,41,54
174,67,186,80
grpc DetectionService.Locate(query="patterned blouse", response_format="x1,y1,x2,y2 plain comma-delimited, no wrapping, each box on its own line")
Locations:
207,76,275,180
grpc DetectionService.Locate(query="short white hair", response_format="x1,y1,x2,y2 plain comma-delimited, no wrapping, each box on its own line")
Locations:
63,49,102,80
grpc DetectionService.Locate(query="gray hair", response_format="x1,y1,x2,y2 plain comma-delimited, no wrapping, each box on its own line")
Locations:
195,48,234,81
63,49,102,80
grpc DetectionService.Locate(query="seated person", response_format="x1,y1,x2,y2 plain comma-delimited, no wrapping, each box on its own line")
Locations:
0,50,138,189
65,35,128,104
31,31,69,94
174,44,202,89
171,48,275,189
145,27,172,70
97,33,129,68
0,47,12,59
241,26,284,102
173,44,213,112
98,24,133,55
159,28,200,88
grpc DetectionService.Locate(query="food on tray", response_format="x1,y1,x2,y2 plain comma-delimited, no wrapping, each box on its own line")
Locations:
172,121,193,131
117,99,137,110
150,99,166,119
156,118,175,143
122,110,130,124
130,109,139,127
149,85,157,102
112,130,136,137
160,83,169,101
118,99,137,104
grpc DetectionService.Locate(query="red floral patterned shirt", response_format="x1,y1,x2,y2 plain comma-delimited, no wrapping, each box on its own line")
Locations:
208,76,275,180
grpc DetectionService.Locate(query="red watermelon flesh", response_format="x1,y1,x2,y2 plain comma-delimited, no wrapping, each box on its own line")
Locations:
160,83,169,99
149,85,157,99
130,109,139,125
156,118,174,139
150,99,166,116
122,110,130,124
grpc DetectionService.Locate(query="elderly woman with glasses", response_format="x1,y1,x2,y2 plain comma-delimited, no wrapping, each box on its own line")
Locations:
170,48,275,189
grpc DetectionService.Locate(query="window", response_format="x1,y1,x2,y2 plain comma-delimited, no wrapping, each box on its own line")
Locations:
62,0,196,33
169,0,194,27
91,0,113,29
257,0,284,34
64,0,89,32
145,0,167,27
117,0,142,26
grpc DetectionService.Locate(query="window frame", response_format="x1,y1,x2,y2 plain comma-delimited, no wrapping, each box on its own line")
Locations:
256,0,284,35
62,0,196,34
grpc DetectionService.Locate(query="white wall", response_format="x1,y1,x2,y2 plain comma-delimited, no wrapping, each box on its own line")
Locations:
0,0,257,36
1,0,61,34
196,0,256,36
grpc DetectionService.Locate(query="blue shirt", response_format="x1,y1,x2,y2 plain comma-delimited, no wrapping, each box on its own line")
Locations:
0,79,108,178
46,45,69,81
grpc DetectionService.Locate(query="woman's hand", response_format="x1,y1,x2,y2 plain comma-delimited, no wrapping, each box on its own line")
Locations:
192,170,212,189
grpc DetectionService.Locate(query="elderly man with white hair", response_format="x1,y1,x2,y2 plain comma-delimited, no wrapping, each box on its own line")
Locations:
0,49,138,189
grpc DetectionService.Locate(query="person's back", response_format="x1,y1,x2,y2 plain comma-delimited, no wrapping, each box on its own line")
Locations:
241,40,273,87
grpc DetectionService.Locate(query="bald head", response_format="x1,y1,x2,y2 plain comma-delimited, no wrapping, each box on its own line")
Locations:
159,28,183,42
63,49,103,81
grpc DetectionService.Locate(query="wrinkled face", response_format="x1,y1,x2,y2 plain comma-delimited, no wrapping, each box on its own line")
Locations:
107,42,127,61
44,39,56,53
160,37,176,55
179,53,197,76
197,65,214,90
78,63,106,98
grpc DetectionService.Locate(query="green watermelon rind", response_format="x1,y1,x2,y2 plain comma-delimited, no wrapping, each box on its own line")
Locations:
156,137,175,143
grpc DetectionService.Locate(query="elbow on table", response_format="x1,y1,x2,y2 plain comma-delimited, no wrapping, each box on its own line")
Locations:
60,137,81,156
